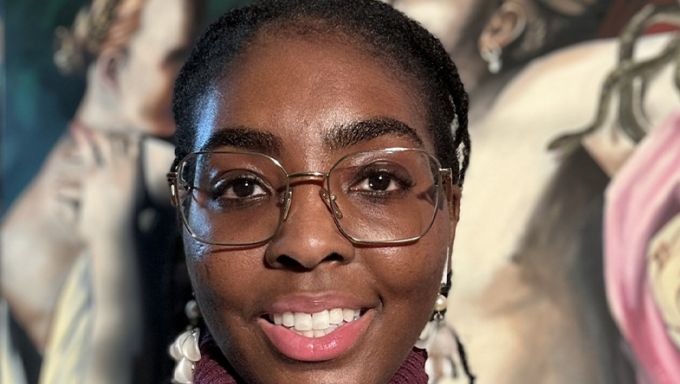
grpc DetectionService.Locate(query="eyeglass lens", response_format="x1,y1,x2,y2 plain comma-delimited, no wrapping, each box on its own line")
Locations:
176,149,441,245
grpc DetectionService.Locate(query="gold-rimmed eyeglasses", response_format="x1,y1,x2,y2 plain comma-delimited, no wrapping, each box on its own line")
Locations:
167,147,453,246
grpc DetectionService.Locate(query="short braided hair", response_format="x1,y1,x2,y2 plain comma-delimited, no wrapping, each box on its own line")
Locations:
173,0,471,185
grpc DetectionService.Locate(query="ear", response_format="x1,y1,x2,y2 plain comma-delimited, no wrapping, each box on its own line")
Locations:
93,50,124,94
447,184,462,235
478,0,528,54
450,185,461,218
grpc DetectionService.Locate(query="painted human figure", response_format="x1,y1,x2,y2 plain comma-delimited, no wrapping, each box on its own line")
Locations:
386,1,678,383
0,0,202,382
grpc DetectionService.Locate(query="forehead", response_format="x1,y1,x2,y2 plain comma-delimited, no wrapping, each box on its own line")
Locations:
131,0,191,55
193,33,432,156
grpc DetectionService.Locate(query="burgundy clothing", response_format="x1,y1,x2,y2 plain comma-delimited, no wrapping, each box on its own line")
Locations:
194,333,428,384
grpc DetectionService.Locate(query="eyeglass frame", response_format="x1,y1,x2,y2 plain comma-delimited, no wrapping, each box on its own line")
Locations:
167,147,455,247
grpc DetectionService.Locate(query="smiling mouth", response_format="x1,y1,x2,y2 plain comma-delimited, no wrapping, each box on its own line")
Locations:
264,308,364,338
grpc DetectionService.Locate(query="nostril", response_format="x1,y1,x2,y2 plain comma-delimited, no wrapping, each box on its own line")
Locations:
323,252,345,264
271,252,347,271
273,254,308,271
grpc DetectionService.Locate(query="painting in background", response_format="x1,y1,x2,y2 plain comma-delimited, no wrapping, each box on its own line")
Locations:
2,0,86,214
386,0,680,383
1,1,248,382
1,0,251,212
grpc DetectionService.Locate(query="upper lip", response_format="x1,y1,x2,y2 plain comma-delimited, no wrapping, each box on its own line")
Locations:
261,291,375,315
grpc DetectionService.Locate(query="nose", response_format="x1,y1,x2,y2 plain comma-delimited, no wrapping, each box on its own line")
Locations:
264,185,355,271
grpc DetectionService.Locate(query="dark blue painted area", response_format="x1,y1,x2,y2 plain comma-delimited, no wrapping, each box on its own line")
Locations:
2,0,85,215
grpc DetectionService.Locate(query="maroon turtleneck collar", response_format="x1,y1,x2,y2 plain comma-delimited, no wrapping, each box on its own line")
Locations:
194,333,429,384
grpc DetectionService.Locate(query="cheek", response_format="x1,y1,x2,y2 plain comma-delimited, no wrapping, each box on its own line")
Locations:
184,244,277,372
371,247,443,297
368,221,449,319
183,238,265,320
120,58,165,108
183,240,219,312
393,214,449,284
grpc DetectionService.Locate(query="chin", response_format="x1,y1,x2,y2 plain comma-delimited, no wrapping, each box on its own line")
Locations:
134,110,176,137
231,357,390,384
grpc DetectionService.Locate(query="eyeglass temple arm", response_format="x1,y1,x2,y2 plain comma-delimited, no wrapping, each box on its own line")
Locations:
440,167,453,187
167,171,178,207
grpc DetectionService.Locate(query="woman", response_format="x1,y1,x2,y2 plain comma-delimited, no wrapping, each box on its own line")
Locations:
387,2,678,383
1,0,203,382
166,0,471,382
384,0,614,114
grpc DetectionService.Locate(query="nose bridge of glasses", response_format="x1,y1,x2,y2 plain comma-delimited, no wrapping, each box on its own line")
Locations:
287,171,327,181
282,171,342,221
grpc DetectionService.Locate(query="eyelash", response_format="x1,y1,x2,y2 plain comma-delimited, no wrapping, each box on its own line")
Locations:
209,174,271,207
349,166,414,196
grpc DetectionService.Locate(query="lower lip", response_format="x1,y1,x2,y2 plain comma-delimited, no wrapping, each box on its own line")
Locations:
258,311,372,362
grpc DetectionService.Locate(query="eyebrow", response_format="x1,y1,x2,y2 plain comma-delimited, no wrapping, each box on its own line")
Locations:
323,118,423,150
199,127,282,156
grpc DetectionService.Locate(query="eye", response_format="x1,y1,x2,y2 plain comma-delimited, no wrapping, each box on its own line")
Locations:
210,173,271,203
348,163,413,196
355,171,401,192
226,178,266,198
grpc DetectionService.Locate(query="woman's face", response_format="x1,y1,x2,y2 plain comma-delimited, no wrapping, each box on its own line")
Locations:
116,0,193,137
185,34,459,383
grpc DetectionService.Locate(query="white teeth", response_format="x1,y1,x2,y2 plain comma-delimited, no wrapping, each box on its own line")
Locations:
294,313,313,331
312,310,330,330
329,308,343,325
282,312,295,327
272,308,362,337
343,309,355,322
294,324,340,338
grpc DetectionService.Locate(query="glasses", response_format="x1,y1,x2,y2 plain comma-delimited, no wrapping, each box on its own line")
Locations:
167,148,453,246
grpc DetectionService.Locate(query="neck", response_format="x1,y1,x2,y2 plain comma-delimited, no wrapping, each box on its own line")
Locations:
468,66,523,121
452,39,489,95
75,89,121,131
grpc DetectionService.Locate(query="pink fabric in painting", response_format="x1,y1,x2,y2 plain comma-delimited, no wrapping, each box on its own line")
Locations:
605,111,680,383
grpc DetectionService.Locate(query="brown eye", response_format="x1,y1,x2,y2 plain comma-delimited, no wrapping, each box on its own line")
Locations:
230,178,259,198
366,172,396,191
349,163,413,195
208,172,272,210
